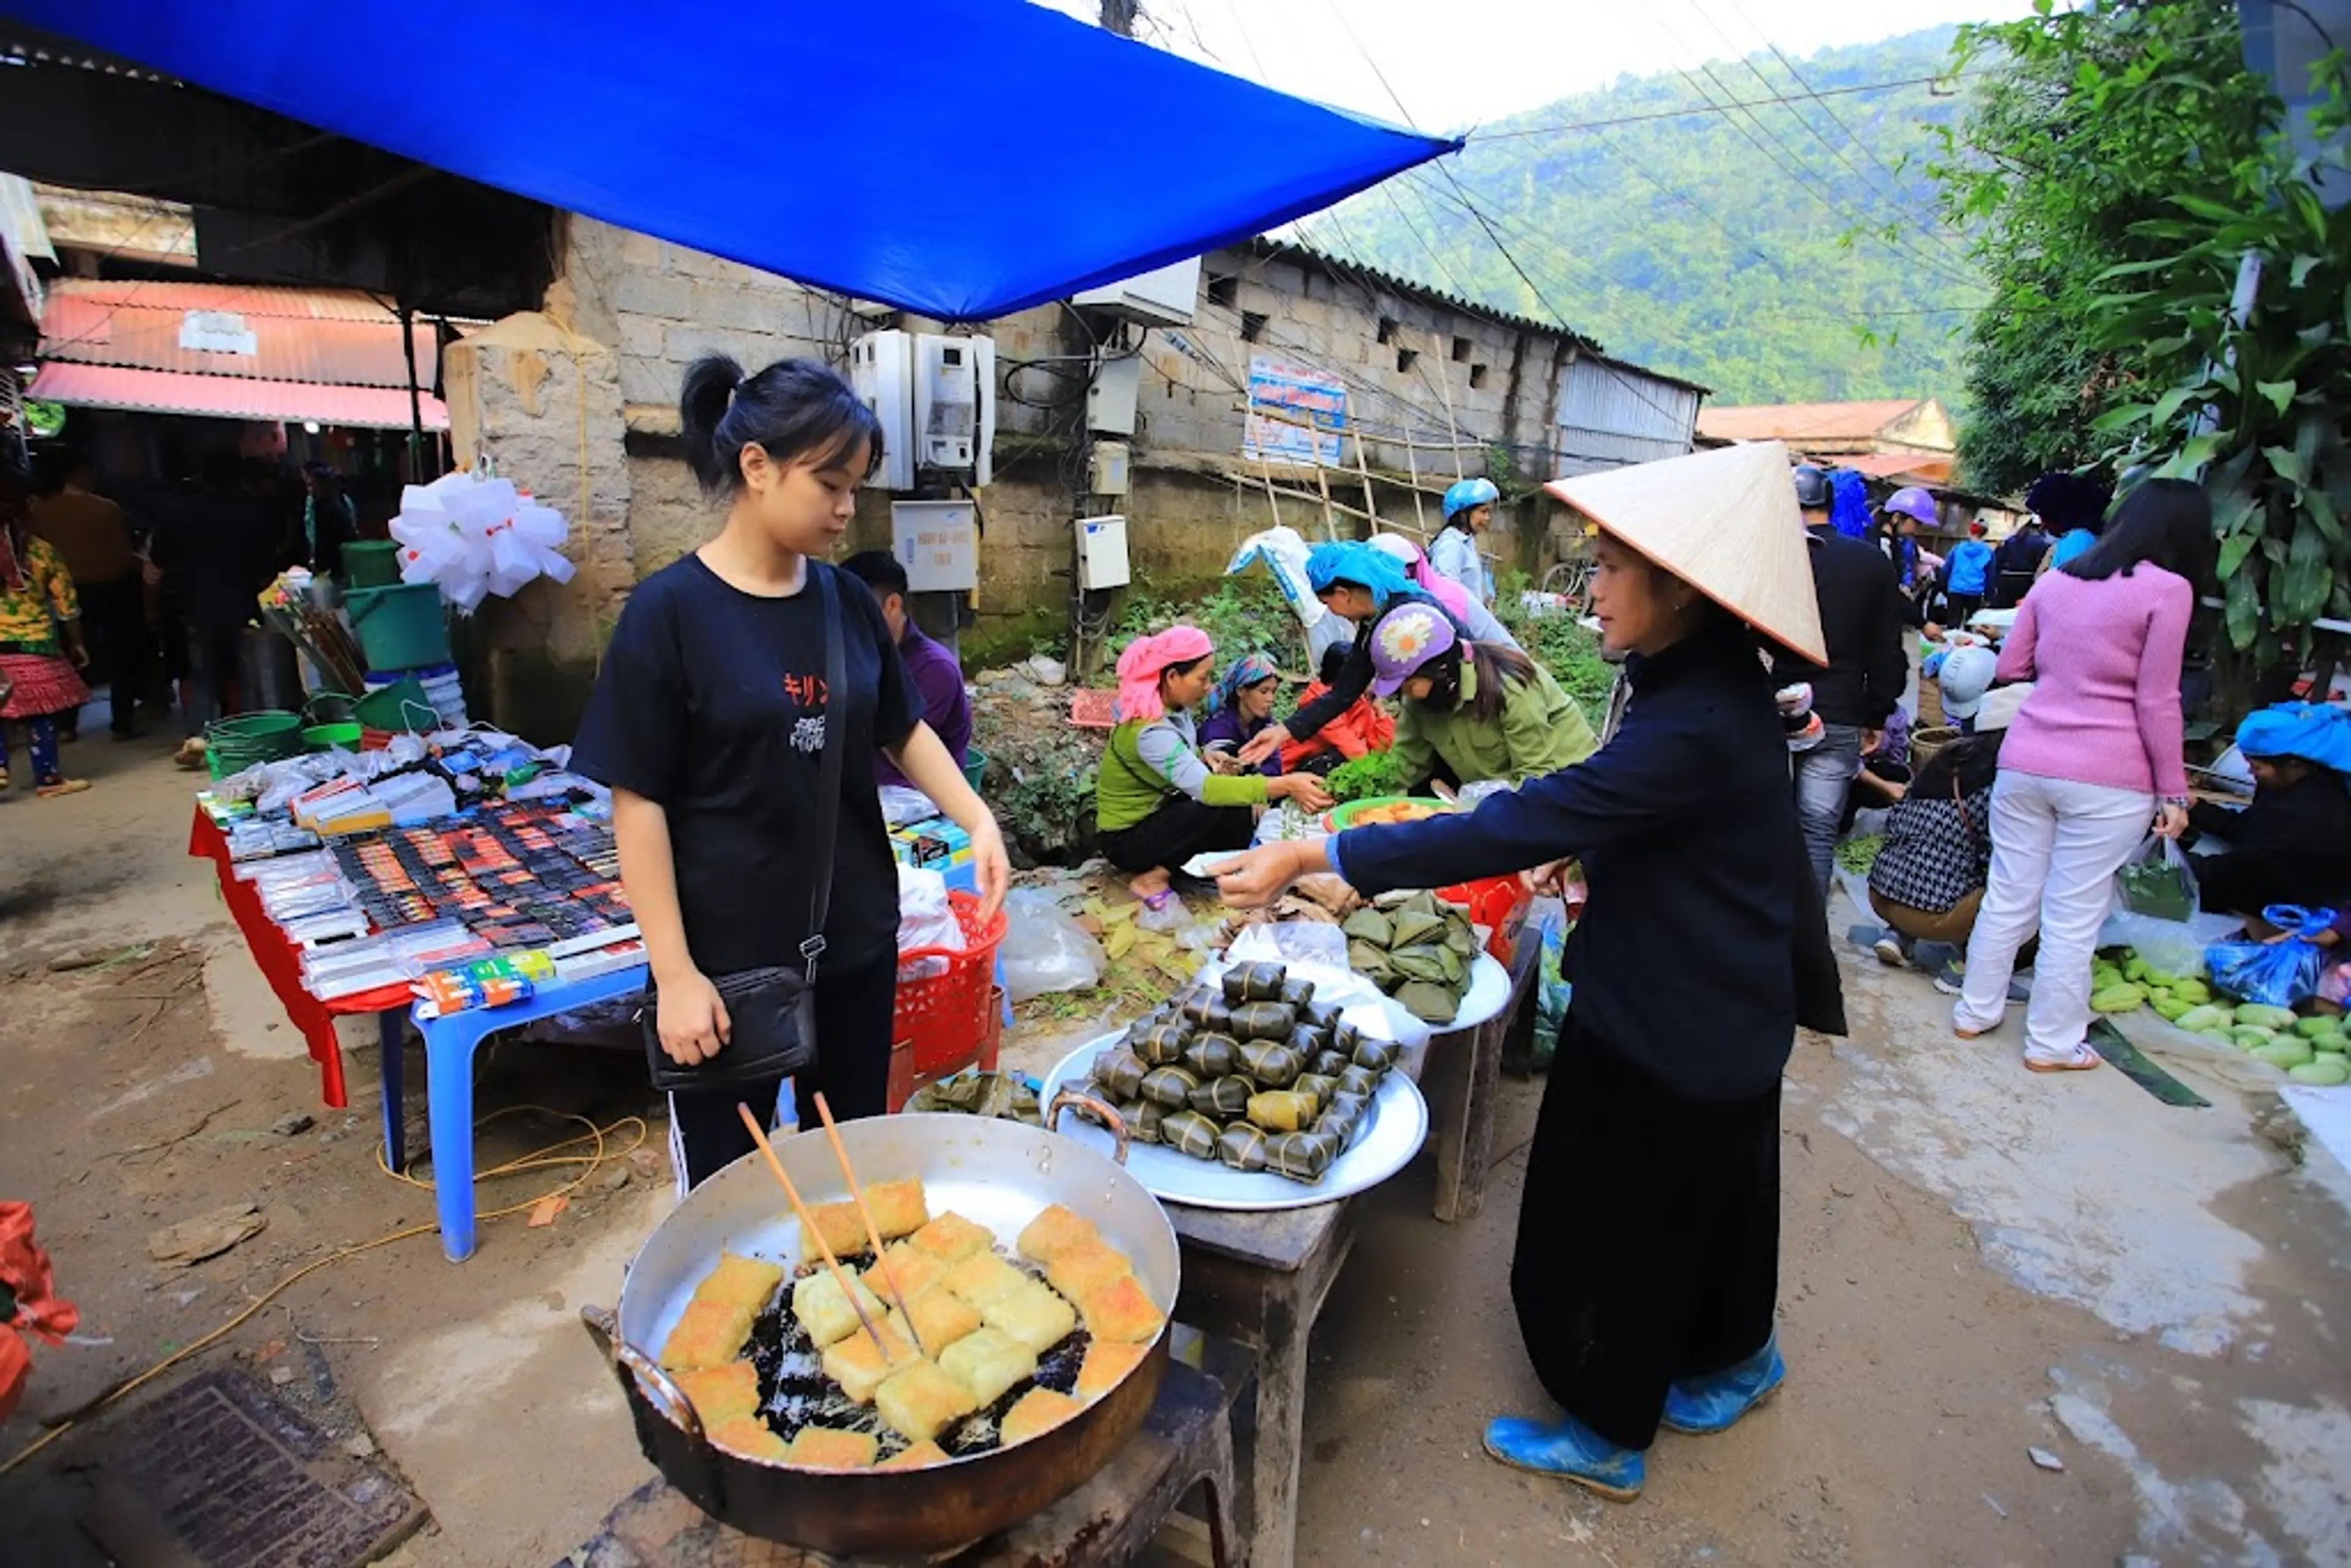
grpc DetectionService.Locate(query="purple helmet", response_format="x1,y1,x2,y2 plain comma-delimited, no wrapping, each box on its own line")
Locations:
1884,486,1938,527
1367,602,1457,697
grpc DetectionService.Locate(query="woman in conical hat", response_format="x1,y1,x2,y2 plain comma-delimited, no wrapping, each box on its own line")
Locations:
1217,441,1843,1502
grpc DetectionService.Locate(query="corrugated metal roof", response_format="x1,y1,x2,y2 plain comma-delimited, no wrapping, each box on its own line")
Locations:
27,361,449,430
1696,399,1929,444
39,278,440,389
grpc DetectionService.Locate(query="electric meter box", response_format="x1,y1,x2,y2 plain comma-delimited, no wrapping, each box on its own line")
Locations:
1076,514,1131,591
1086,353,1142,436
913,333,996,485
850,329,915,491
1089,440,1131,496
891,500,979,593
1071,256,1203,327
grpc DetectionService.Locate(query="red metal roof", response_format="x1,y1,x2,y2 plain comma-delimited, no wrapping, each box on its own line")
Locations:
27,361,449,431
38,277,439,387
1696,399,1930,445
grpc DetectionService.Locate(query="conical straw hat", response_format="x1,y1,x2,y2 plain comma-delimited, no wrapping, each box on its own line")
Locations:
1545,440,1828,666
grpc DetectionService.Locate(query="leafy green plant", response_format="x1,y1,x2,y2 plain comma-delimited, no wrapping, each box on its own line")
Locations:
1324,750,1414,803
1495,571,1616,715
1103,575,1300,669
996,759,1098,866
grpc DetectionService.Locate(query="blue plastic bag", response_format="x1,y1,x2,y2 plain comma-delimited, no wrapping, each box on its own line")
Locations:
2204,905,2339,1008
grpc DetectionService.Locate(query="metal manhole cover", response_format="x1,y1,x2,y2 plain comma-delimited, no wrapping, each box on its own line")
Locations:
82,1368,424,1568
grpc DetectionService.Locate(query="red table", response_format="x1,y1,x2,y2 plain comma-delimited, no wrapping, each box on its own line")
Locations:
189,807,411,1109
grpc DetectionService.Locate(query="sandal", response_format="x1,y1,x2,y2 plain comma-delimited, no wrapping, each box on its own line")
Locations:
2023,1045,2101,1074
36,778,91,799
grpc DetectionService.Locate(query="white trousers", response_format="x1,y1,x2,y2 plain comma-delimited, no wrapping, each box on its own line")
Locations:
1955,770,2155,1061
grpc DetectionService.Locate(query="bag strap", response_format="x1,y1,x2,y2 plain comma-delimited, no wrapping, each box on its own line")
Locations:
800,563,849,981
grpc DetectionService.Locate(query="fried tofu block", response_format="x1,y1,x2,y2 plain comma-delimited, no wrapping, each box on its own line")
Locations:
1075,1338,1151,1401
696,1252,786,1312
783,1426,879,1470
1000,1386,1082,1446
879,1439,950,1471
804,1199,872,1261
940,1250,1028,1311
1016,1204,1101,1264
876,1241,945,1302
1044,1239,1131,1304
909,1211,996,1264
876,1358,981,1444
937,1326,1039,1408
660,1297,758,1371
862,1178,929,1239
822,1321,919,1405
1074,1274,1164,1346
886,1287,983,1356
709,1415,787,1462
675,1359,762,1425
793,1266,885,1349
980,1275,1079,1356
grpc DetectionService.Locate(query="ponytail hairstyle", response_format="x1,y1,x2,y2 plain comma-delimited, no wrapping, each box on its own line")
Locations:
1416,639,1539,723
678,354,883,495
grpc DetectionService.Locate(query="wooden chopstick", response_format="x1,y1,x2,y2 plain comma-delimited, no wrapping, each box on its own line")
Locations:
809,1092,927,1358
733,1103,891,1357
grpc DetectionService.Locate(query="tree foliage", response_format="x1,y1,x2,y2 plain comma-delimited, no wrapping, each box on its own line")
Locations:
1327,30,1976,405
1926,1,2278,492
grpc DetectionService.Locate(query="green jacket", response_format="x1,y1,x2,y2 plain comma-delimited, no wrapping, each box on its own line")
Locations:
1096,711,1270,833
1391,662,1596,789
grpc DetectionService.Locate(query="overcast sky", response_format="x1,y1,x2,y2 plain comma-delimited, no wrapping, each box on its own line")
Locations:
1030,0,2033,130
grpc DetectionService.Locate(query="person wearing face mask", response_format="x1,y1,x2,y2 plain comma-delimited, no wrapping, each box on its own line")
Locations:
1095,628,1331,908
1215,442,1842,1504
572,356,1009,1189
1362,600,1595,793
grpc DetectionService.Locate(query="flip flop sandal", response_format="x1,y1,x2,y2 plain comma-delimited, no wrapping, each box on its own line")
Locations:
36,778,91,799
2023,1046,2100,1074
1141,890,1178,912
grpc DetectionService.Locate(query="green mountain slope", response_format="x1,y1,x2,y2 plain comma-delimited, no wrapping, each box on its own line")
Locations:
1314,28,1981,405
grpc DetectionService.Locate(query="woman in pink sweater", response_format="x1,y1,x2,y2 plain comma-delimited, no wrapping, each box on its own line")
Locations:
1951,480,2210,1070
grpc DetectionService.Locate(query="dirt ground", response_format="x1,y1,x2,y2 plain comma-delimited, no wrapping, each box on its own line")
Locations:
4,740,2349,1566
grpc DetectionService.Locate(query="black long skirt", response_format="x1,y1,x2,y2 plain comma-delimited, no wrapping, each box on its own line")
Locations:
1509,1015,1783,1451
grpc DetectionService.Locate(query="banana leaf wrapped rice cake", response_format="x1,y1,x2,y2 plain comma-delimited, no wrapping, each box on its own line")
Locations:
1188,1074,1256,1119
1227,1000,1297,1042
1221,962,1289,1004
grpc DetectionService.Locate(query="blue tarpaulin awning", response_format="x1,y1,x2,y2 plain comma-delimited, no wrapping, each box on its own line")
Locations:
7,0,1458,321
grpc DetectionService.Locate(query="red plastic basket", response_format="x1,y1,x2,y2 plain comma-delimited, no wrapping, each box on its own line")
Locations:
888,892,1008,1107
1438,874,1531,963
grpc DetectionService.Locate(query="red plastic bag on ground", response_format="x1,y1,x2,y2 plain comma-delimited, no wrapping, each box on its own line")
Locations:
0,1201,78,1422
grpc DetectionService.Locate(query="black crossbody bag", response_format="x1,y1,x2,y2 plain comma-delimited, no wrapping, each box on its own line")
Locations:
642,564,847,1092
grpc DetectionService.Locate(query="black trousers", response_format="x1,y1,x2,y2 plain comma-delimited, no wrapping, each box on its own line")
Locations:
79,579,147,734
667,948,898,1190
1098,797,1256,875
1940,592,1984,630
1509,1016,1782,1451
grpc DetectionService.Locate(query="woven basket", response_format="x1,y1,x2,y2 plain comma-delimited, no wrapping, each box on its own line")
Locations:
1911,725,1960,772
1918,674,1944,729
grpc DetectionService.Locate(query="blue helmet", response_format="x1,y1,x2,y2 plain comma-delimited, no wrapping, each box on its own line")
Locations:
1442,476,1499,521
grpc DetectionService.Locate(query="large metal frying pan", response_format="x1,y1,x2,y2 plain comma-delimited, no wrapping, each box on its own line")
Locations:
579,1095,1176,1556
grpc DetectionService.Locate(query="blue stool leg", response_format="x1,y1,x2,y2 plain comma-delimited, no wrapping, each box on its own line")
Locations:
423,1010,498,1262
378,1009,407,1171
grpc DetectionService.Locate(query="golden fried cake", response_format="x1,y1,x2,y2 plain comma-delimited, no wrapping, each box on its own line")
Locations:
1075,1338,1151,1400
804,1199,872,1260
874,1241,946,1302
940,1250,1028,1310
1016,1204,1101,1264
675,1359,761,1424
822,1321,919,1405
909,1210,996,1264
1073,1274,1164,1345
696,1252,787,1311
659,1298,759,1371
878,1439,950,1470
937,1326,1038,1408
876,1359,981,1444
980,1274,1079,1356
793,1266,885,1349
709,1415,787,1462
887,1287,983,1355
1043,1239,1131,1304
862,1178,930,1239
783,1427,879,1469
1000,1386,1082,1445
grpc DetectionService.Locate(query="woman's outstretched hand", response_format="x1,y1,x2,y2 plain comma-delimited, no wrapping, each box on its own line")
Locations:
1215,841,1325,909
1235,723,1292,768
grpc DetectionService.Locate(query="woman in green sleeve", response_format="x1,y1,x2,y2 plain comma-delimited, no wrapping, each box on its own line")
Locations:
1367,601,1595,795
1096,626,1331,907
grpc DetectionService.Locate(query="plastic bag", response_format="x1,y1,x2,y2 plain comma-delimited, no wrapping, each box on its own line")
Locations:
998,888,1104,1002
2205,906,2338,1008
2117,836,2198,922
2098,907,2243,980
895,866,965,982
1225,921,1351,970
1528,898,1571,1071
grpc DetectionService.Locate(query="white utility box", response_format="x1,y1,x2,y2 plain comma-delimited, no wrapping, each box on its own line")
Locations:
1076,514,1131,591
891,500,979,593
849,329,915,491
913,333,996,485
1072,256,1203,327
1089,440,1131,497
1087,353,1142,435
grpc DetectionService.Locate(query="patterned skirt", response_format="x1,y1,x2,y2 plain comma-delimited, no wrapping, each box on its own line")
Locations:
0,652,92,720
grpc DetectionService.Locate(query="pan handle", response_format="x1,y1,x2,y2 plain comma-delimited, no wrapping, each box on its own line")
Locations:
579,1304,706,1445
1048,1089,1131,1166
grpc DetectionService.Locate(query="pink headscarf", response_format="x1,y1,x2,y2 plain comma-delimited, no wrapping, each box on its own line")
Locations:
1115,626,1214,722
1370,534,1475,623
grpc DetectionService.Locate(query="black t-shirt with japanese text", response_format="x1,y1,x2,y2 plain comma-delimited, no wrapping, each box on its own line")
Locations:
572,555,917,975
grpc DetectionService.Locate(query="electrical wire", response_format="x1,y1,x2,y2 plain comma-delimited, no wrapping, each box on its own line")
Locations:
1472,71,1984,141
1,1106,649,1476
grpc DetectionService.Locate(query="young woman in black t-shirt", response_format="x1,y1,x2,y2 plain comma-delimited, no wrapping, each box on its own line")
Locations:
574,355,1009,1188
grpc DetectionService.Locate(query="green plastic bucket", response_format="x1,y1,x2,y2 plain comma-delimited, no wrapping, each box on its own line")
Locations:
961,746,989,791
205,710,305,778
353,677,440,734
302,721,364,751
342,540,402,589
345,582,450,672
